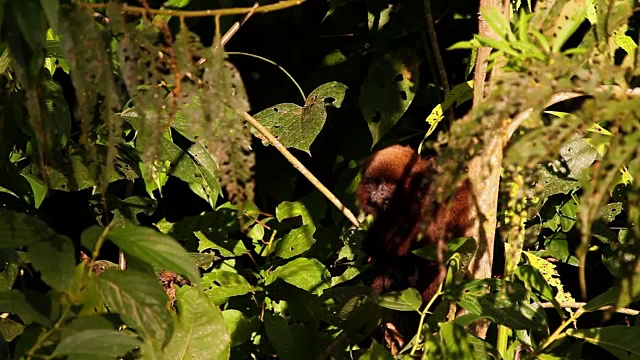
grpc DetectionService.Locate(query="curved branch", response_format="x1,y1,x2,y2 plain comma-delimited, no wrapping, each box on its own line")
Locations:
238,111,361,228
78,0,305,18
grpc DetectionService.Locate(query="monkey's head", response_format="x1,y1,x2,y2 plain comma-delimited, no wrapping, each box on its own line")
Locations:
356,145,432,217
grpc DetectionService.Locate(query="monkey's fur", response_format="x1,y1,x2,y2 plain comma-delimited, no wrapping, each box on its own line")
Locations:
357,145,475,303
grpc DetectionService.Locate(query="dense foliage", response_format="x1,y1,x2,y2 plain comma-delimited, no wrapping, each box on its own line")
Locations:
0,0,639,359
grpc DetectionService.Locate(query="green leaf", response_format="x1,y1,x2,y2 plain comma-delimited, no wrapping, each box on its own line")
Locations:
163,287,230,360
22,148,140,191
29,235,75,292
439,322,475,359
54,329,142,357
567,326,640,359
97,269,173,345
481,6,513,40
614,30,638,54
11,2,47,55
265,257,330,295
358,340,393,360
0,290,52,327
273,224,316,259
184,141,222,207
107,226,200,286
201,270,254,306
21,174,47,209
445,279,548,334
264,312,303,360
0,317,24,342
371,288,422,311
413,237,477,267
307,81,348,108
41,0,60,33
276,201,314,226
252,82,347,154
360,48,419,146
515,264,561,314
0,209,57,248
222,309,261,347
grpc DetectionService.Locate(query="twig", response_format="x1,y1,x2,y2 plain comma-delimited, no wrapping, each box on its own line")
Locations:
540,302,640,316
238,111,361,228
216,3,259,49
77,0,305,18
227,52,306,103
422,0,453,124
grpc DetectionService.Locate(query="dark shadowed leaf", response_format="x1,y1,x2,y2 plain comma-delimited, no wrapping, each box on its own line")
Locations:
97,269,173,345
360,48,419,146
54,329,142,357
445,279,548,335
264,312,303,360
0,290,51,327
371,288,422,311
567,326,640,359
29,235,75,292
358,340,393,360
222,309,261,347
0,209,57,248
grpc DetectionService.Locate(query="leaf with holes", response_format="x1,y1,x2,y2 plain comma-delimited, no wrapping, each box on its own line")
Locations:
201,270,254,306
252,82,347,154
360,48,419,146
273,224,316,259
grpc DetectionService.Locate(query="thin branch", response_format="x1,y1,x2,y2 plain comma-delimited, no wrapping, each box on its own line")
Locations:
216,3,259,49
540,302,640,316
238,111,360,228
422,0,453,123
77,0,305,18
227,52,306,103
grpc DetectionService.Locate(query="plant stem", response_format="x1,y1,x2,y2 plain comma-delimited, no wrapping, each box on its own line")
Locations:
527,307,584,359
77,0,306,18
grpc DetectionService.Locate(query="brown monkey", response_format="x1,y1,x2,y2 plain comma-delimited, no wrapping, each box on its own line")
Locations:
357,145,475,303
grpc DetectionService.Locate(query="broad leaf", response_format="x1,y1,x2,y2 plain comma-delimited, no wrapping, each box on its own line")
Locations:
273,224,316,259
29,235,75,292
54,329,142,358
222,310,261,347
107,226,200,285
252,82,347,154
201,270,254,306
0,209,57,248
265,257,330,295
360,48,419,146
97,269,173,346
371,288,422,312
163,287,230,360
567,326,640,359
0,290,51,327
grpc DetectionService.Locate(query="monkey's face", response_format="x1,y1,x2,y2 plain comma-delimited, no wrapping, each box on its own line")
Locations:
358,179,396,216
